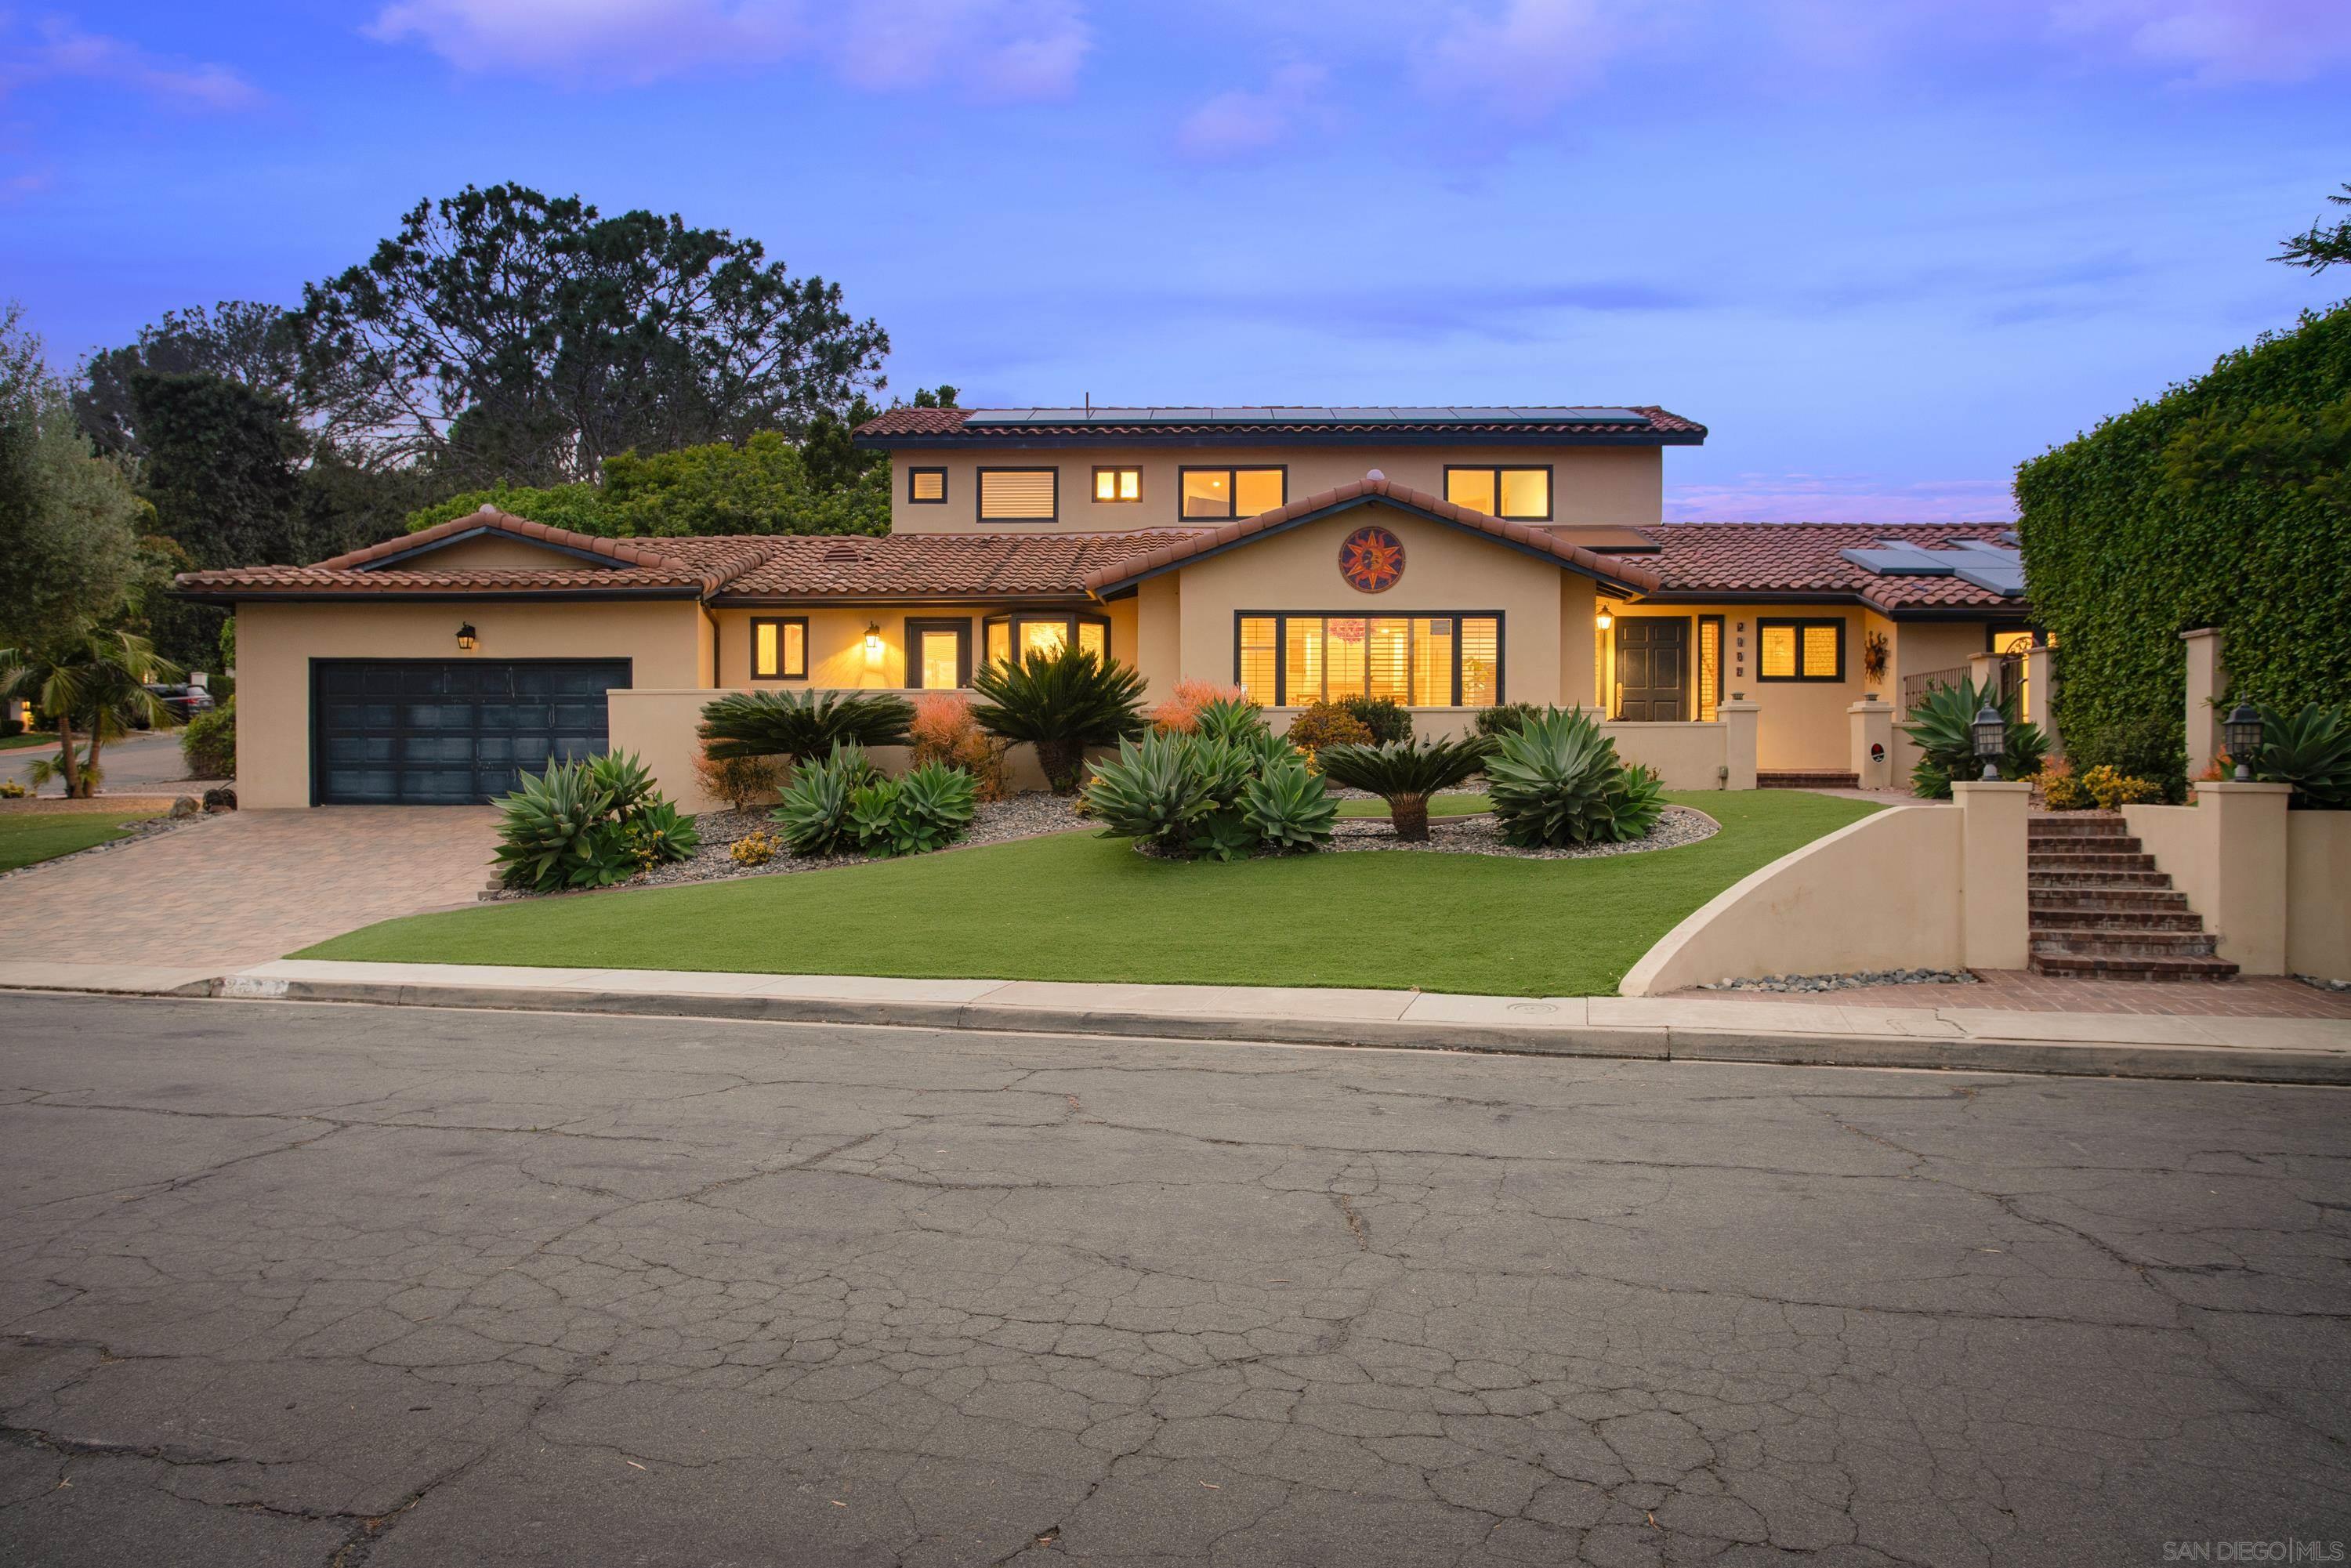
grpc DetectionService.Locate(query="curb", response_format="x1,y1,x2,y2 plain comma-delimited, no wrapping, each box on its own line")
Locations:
194,974,2351,1085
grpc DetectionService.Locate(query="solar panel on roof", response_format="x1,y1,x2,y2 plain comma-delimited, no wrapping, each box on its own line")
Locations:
954,405,1651,427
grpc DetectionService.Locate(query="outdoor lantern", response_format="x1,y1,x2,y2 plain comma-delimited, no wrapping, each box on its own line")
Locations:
1596,605,1614,631
2225,701,2262,780
1972,703,2005,780
455,623,477,651
864,621,883,658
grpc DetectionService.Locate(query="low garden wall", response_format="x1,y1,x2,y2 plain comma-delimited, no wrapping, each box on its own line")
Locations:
2126,785,2348,980
1620,803,1965,994
2288,811,2351,982
1259,709,1755,790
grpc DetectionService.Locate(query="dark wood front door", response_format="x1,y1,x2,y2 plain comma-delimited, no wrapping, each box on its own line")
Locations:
1614,617,1689,721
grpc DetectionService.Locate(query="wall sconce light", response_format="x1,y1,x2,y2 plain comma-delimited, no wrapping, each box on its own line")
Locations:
2224,701,2262,781
455,623,477,651
1595,605,1614,631
864,621,883,660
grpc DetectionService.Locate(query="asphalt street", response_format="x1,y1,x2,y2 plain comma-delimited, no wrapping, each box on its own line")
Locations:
1,994,2346,1566
10,730,197,797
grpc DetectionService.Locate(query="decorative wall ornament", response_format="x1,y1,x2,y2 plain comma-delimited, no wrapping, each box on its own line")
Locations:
1339,525,1404,593
1864,629,1889,683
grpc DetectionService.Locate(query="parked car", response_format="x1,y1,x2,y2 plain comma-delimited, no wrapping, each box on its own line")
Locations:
133,683,216,730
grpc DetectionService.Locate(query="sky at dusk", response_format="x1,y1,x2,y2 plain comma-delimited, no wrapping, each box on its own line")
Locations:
3,0,2349,521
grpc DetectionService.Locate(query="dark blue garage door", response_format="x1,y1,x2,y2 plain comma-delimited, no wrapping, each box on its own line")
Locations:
312,660,632,805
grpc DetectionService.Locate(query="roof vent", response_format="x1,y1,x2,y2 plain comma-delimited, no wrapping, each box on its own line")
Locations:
822,542,864,561
1365,468,1386,482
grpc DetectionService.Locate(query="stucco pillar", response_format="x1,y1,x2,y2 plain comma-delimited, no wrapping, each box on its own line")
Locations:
2023,643,2059,757
2181,628,2225,779
1965,650,2001,699
2190,780,2291,973
1718,699,1759,790
1847,698,1894,790
1951,780,2030,970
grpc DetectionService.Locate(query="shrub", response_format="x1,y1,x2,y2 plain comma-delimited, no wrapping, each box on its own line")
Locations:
971,644,1149,794
1194,696,1270,746
0,780,25,798
2253,701,2351,809
1284,702,1374,763
2033,758,2094,811
587,750,659,820
2067,709,2186,802
1472,703,1544,741
1082,730,1335,860
861,761,977,856
771,743,875,856
699,690,913,766
201,785,236,811
1151,678,1244,736
909,693,1009,802
1242,752,1337,853
490,751,692,892
729,827,777,867
1336,695,1412,745
621,800,701,870
1083,732,1214,853
692,745,784,811
179,697,235,780
1484,707,1665,847
1898,678,2048,799
1314,736,1494,842
2082,764,2162,811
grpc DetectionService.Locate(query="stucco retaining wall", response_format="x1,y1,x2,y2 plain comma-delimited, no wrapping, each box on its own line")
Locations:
2288,811,2351,982
1620,804,1964,995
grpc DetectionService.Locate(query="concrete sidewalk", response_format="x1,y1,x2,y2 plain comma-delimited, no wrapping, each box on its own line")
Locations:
9,957,2349,1084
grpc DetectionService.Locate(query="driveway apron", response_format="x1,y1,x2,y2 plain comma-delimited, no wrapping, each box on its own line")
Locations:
0,807,498,970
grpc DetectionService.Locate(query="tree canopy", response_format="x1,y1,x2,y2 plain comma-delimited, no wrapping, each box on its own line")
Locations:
2277,183,2351,275
0,303,142,648
296,183,890,487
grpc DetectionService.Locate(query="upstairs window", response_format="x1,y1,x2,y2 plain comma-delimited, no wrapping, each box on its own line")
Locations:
978,468,1057,522
1758,617,1844,682
907,467,947,504
1180,466,1285,520
1092,466,1143,503
1444,466,1552,520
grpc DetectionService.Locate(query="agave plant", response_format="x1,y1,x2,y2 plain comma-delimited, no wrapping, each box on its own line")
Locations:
699,690,914,766
491,759,618,891
770,743,875,856
1584,762,1668,843
1314,736,1494,842
622,799,701,867
1483,706,1643,849
868,762,978,856
2255,701,2351,809
1082,731,1215,850
1241,753,1336,853
588,749,659,820
1193,696,1270,746
1897,677,2047,798
971,644,1149,794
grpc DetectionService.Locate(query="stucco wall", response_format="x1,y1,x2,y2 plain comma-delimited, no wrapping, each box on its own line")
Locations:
1621,805,1964,994
1886,619,1987,778
234,598,707,809
2287,811,2351,982
1167,502,1569,709
707,603,1122,693
888,445,1663,535
1599,603,1872,772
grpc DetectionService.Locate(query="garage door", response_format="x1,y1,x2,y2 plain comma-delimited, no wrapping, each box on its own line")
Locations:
312,660,632,805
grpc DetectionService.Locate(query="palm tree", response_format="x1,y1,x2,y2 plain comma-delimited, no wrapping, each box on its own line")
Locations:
970,645,1149,794
0,628,180,797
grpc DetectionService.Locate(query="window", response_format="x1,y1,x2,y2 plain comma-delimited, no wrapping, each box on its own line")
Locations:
984,611,1109,668
752,617,806,680
1758,617,1845,682
1235,613,1501,707
1697,615,1723,722
908,467,947,504
978,467,1057,522
904,618,972,690
1180,466,1285,520
1444,465,1552,521
1092,465,1143,503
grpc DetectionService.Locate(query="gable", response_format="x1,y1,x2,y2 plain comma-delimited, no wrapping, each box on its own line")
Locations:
357,528,624,573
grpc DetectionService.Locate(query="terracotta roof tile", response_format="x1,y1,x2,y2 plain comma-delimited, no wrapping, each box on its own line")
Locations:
1642,522,2024,610
720,531,1210,601
856,405,1704,444
1081,476,1663,596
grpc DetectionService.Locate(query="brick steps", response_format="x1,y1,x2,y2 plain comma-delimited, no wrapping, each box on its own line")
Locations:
1758,771,1859,789
2025,812,2237,982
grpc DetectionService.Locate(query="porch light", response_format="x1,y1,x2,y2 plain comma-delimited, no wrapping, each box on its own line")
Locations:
864,621,883,658
1595,605,1614,631
1972,703,2005,780
2224,702,2262,781
455,623,477,651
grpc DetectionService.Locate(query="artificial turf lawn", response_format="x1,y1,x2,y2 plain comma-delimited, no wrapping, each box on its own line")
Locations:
0,733,60,752
1332,792,1490,818
0,812,161,873
300,790,1882,996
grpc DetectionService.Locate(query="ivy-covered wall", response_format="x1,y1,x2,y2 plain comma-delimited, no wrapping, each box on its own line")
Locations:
2014,301,2351,786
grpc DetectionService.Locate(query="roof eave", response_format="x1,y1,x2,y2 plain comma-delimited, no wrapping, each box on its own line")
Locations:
856,429,1704,452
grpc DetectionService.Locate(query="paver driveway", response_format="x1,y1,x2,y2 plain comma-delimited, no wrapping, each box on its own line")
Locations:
2,994,2347,1567
0,807,497,971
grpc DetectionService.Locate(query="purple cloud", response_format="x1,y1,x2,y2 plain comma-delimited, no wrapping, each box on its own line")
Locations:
0,16,260,110
365,0,1090,99
1176,63,1329,162
1667,473,2019,524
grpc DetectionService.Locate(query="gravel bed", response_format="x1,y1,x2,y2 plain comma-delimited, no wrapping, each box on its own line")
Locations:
484,792,1089,900
2298,974,2351,994
1698,968,1980,994
1135,804,1718,862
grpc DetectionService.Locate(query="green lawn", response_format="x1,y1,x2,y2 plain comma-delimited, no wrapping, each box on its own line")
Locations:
1333,791,1490,818
300,791,1881,996
0,812,162,874
0,733,59,752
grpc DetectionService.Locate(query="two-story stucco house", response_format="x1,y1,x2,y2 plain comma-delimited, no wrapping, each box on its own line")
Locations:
179,404,2038,809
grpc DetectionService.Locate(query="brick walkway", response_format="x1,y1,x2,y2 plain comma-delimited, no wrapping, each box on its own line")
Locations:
0,807,498,969
1681,969,2351,1018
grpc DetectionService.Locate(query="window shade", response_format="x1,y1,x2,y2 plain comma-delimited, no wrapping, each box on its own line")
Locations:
910,469,945,502
979,469,1056,520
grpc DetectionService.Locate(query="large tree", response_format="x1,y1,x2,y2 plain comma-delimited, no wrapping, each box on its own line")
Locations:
2277,183,2351,274
0,303,141,650
295,183,890,487
74,300,307,458
129,371,307,569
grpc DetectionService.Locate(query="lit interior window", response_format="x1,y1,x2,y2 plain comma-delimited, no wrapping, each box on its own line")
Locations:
1183,468,1284,519
909,468,946,502
1498,468,1549,519
979,469,1056,521
1446,467,1549,520
1698,617,1721,722
1759,619,1842,682
1444,469,1496,516
1238,617,1278,705
752,618,805,679
1258,614,1498,706
1021,620,1067,660
918,631,962,690
1094,466,1142,502
1760,625,1797,679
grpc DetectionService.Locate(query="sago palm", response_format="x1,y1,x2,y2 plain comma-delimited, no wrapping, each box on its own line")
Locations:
1313,736,1494,842
971,644,1148,794
698,690,914,766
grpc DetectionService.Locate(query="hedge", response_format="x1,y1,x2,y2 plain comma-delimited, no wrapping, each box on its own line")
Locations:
2014,300,2351,792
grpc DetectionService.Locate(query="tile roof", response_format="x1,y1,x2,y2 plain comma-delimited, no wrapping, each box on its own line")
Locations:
855,405,1704,445
720,531,1210,601
1082,476,1664,596
1640,523,2026,611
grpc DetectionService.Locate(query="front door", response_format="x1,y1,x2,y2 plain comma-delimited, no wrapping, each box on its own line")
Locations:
1614,617,1689,721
